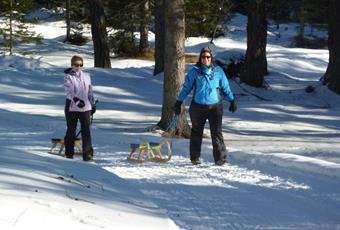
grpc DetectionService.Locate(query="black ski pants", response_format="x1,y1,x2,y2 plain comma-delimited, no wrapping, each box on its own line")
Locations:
64,99,93,159
189,102,227,163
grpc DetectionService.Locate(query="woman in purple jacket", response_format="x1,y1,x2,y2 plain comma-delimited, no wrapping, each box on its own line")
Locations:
64,55,96,161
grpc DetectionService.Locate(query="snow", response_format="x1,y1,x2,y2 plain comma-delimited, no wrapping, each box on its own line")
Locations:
1,13,340,230
0,150,177,230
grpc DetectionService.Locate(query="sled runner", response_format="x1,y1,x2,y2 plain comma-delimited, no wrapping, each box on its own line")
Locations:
50,138,82,155
127,140,171,163
127,115,178,163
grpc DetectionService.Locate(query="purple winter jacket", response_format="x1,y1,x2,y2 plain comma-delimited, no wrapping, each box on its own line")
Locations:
64,70,95,112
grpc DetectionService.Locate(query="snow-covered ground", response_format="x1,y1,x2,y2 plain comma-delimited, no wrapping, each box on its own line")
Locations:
1,13,340,230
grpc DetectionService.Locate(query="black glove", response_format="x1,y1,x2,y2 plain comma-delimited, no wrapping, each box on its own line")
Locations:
229,100,237,113
173,100,182,115
73,97,85,108
91,105,96,115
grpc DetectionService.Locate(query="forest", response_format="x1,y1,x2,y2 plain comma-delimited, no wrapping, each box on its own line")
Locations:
0,0,339,134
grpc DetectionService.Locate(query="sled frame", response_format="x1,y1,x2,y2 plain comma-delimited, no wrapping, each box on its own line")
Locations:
50,138,82,155
127,140,171,163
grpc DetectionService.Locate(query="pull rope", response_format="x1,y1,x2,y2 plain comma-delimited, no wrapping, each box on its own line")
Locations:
164,115,179,134
163,115,179,154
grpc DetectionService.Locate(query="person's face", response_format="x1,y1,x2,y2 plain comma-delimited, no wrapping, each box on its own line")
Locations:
200,52,212,67
72,61,83,72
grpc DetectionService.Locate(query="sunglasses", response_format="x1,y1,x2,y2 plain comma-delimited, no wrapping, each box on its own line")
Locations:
73,63,83,67
201,56,211,59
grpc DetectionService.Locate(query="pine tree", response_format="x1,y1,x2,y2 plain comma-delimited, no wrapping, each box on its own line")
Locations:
106,0,142,56
64,0,87,45
266,0,291,24
0,0,43,55
210,0,233,43
185,0,233,38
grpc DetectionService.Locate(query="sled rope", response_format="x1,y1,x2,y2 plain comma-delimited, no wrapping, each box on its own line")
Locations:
164,115,179,157
164,114,179,134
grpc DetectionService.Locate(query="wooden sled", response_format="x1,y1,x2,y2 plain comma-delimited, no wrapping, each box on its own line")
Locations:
50,138,82,155
127,140,171,163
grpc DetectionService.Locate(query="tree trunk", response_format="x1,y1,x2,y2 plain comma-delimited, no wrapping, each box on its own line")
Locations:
9,0,13,55
88,0,111,68
159,0,191,138
65,0,71,42
153,0,165,76
240,0,268,87
298,4,305,42
323,0,340,93
139,0,150,53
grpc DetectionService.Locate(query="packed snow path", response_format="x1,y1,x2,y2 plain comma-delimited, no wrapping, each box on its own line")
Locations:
95,142,340,230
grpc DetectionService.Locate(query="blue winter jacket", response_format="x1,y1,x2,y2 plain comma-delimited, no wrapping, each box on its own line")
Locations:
177,64,234,105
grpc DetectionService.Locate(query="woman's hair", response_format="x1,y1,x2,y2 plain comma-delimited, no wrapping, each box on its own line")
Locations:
197,47,214,66
71,55,83,66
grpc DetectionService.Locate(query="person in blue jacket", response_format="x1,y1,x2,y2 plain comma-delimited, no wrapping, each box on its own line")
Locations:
174,47,237,166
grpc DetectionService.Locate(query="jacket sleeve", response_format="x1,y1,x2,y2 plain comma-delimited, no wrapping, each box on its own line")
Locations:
88,76,95,106
64,75,74,100
219,67,234,102
177,68,196,102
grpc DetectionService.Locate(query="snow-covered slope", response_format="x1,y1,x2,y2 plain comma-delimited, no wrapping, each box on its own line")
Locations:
0,149,178,230
0,13,340,230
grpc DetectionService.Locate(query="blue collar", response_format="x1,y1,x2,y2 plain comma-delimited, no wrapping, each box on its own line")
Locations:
201,64,213,75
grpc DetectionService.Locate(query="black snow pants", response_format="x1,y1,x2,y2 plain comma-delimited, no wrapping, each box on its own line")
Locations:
64,99,93,159
189,101,227,163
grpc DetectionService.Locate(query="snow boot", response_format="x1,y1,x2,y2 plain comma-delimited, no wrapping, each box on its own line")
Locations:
191,159,201,165
215,159,226,166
